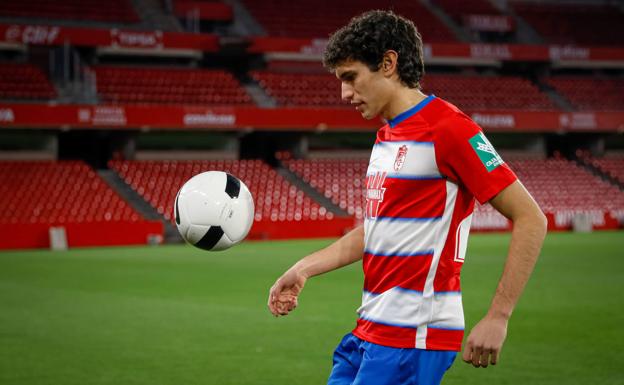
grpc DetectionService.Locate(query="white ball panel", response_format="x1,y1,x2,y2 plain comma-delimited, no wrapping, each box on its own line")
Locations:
185,224,211,245
220,182,255,242
211,233,235,251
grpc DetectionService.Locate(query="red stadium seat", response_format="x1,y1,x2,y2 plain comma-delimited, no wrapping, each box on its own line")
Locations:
108,159,333,223
242,0,456,42
0,161,143,224
422,75,555,111
284,158,369,220
251,71,346,107
94,66,252,106
512,2,624,46
547,77,624,111
0,62,56,101
0,0,140,23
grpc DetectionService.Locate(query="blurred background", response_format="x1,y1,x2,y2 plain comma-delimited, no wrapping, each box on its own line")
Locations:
0,0,623,248
0,2,623,385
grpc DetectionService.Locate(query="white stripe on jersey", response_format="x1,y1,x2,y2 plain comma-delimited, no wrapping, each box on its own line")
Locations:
368,141,440,179
416,180,458,348
364,216,440,257
358,288,425,328
357,288,464,330
430,292,465,330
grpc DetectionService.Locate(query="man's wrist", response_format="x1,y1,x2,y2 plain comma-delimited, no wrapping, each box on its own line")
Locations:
486,307,512,321
291,260,311,279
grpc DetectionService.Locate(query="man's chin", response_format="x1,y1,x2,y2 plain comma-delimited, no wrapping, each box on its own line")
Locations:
360,110,377,120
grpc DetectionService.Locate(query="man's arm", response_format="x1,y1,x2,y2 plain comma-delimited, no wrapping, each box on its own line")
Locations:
268,225,365,316
462,180,547,368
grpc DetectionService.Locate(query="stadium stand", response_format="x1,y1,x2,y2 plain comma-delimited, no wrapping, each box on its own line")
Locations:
94,66,252,105
251,72,556,110
592,157,624,185
433,0,502,21
284,158,368,219
0,0,623,248
108,160,334,222
283,156,624,222
547,77,624,111
251,71,344,107
0,0,140,23
512,1,624,46
172,0,233,22
580,154,624,185
422,75,555,110
242,0,456,42
0,161,141,224
0,62,56,101
510,157,624,214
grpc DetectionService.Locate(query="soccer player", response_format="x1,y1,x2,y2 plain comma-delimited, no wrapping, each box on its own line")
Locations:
267,10,547,385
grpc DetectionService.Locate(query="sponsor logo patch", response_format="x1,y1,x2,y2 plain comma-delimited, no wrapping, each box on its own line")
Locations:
469,132,504,172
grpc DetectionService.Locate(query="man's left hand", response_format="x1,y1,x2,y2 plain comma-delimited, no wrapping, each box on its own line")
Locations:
461,315,508,368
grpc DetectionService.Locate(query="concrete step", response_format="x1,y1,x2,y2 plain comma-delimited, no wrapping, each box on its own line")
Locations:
98,169,182,243
130,0,183,32
275,163,349,217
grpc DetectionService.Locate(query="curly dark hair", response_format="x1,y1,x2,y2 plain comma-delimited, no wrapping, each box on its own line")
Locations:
323,10,425,89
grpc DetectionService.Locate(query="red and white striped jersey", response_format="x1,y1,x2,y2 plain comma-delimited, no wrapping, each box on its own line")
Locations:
352,95,517,351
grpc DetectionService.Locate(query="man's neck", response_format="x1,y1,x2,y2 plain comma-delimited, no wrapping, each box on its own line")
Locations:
382,88,428,121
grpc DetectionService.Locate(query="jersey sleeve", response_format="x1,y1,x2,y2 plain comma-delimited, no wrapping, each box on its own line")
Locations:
434,114,517,204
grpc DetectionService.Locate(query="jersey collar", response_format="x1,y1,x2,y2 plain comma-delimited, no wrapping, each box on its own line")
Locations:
387,94,436,128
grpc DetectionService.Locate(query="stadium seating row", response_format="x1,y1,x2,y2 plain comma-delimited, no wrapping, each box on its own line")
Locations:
0,161,141,224
512,1,624,46
284,156,624,220
94,67,253,106
2,0,623,46
0,0,140,23
0,63,56,101
108,160,334,222
1,158,621,230
578,153,624,185
2,62,621,111
242,0,455,42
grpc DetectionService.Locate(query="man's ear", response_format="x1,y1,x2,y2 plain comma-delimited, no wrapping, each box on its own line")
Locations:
381,50,398,77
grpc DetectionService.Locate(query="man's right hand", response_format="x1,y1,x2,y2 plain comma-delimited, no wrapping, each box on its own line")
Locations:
268,268,307,316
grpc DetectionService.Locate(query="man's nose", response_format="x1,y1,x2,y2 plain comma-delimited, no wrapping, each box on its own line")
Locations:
341,83,354,101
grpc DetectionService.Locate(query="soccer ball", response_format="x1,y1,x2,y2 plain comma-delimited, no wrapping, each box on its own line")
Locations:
174,171,254,251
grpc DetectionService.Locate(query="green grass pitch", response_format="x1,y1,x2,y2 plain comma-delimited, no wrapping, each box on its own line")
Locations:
1,231,623,385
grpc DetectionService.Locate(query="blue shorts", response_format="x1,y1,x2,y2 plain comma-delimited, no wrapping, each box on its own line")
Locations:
327,333,457,385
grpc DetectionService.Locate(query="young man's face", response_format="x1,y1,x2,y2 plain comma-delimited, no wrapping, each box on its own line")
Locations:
335,60,391,120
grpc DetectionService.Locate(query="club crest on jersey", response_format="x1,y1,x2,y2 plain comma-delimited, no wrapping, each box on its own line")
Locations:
365,171,387,218
394,145,408,171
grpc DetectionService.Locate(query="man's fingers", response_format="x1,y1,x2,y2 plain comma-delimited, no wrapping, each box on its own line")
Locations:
462,341,473,363
471,346,482,367
268,279,285,315
479,348,490,368
491,349,499,365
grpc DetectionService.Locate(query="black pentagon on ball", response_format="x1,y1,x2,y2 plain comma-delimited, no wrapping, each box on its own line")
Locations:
224,173,241,198
194,225,225,250
174,191,181,225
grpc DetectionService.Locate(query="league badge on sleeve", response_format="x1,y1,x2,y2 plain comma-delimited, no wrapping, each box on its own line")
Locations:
394,145,408,171
469,132,504,172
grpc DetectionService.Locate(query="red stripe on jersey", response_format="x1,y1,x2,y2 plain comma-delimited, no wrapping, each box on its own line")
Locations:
363,252,432,294
425,327,464,351
434,184,475,292
353,318,417,348
376,119,435,143
377,178,446,219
